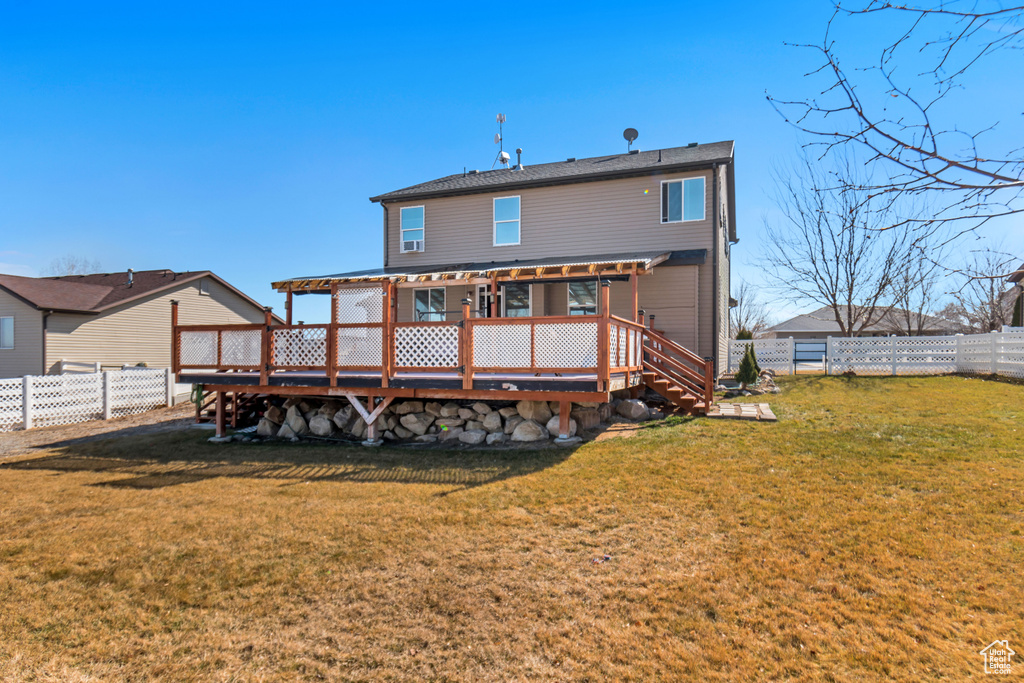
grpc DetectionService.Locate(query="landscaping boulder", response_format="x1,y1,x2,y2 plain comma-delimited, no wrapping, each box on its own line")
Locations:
284,405,310,436
466,420,484,432
435,417,465,429
516,400,552,423
414,434,438,443
545,415,577,438
459,429,487,445
394,400,424,415
350,417,367,439
598,403,615,422
574,402,601,410
616,399,650,421
440,426,464,441
504,415,524,435
498,406,519,418
481,411,503,433
425,401,443,417
511,419,549,442
471,402,492,415
277,422,301,439
394,425,414,439
256,417,277,437
570,408,601,431
486,432,507,445
318,401,342,419
549,401,561,415
440,402,461,417
383,430,398,441
400,412,434,436
458,408,477,421
282,397,300,409
332,405,355,431
309,415,335,437
264,405,285,425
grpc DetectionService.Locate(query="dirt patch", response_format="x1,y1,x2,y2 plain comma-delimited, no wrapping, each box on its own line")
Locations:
0,403,196,460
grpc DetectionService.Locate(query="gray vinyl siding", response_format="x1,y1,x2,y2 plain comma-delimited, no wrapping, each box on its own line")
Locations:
44,277,266,374
0,291,43,378
637,265,701,354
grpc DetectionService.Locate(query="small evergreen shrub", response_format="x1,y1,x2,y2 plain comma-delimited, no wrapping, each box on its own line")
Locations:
735,343,759,388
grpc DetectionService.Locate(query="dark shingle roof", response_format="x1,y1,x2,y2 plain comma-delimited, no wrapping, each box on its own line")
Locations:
768,305,957,334
369,141,735,203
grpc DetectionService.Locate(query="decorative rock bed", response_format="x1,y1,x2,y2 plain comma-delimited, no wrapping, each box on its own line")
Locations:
241,396,660,447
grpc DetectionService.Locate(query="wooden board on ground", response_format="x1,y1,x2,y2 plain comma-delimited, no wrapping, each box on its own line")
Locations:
707,402,778,422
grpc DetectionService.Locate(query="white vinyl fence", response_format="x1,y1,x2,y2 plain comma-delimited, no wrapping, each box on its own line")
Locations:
0,368,173,433
728,331,1024,379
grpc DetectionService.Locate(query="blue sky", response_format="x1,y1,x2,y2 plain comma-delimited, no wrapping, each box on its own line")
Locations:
1,1,1020,323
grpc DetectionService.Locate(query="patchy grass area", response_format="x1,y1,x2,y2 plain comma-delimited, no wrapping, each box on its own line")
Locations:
0,375,1021,681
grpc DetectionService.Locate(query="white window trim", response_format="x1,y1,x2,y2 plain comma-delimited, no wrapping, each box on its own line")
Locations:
0,316,12,350
400,205,426,253
567,281,598,316
493,195,521,247
660,176,706,224
412,286,446,321
501,283,532,317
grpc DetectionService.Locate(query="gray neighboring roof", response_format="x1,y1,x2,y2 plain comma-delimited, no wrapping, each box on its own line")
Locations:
369,141,735,203
272,250,694,289
767,305,958,335
1008,262,1024,284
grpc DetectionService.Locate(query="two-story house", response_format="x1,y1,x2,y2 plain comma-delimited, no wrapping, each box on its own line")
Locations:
172,141,736,437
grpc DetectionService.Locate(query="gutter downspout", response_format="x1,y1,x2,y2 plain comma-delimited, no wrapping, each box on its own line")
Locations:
382,203,389,268
711,164,720,381
42,310,51,375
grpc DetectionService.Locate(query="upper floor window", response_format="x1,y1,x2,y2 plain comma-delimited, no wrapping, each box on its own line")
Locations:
414,287,445,321
661,177,705,223
0,317,13,349
401,206,425,253
493,196,520,246
568,282,597,315
199,279,210,296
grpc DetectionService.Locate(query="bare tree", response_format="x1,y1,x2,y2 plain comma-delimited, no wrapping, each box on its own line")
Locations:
883,235,949,335
939,247,1018,332
43,255,102,277
768,2,1024,241
762,153,914,336
730,281,772,338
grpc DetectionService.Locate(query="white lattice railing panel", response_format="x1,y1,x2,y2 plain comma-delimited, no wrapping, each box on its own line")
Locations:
29,374,104,428
336,327,383,368
109,369,167,417
831,338,894,375
179,331,217,366
473,324,531,368
273,327,327,368
221,329,262,367
335,286,384,324
610,326,625,367
535,322,597,368
995,333,1024,379
394,325,459,368
957,335,993,375
728,339,793,373
893,337,956,375
0,377,23,432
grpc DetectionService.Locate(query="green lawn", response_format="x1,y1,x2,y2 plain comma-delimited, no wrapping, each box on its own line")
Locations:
0,375,1021,681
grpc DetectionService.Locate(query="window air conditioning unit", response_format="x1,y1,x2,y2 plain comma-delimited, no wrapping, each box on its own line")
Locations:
403,239,424,253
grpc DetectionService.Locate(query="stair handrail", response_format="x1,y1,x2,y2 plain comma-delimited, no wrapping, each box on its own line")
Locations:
641,327,714,409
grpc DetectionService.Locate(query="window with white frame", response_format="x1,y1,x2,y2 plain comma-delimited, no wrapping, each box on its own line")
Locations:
0,317,12,350
567,282,597,315
493,196,520,246
661,177,705,223
503,283,531,317
413,288,445,321
401,206,425,252
199,279,210,295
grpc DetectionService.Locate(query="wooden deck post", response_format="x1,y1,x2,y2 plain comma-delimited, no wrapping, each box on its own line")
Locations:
597,282,611,391
215,391,226,437
630,270,638,322
285,289,293,325
170,300,180,373
490,274,498,318
557,400,571,439
381,281,393,389
260,307,273,386
462,298,474,390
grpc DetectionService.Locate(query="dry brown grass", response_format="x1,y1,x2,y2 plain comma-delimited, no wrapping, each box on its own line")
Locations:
0,375,1022,681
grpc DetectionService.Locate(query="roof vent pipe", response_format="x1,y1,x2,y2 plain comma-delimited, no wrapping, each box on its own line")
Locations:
514,148,524,171
127,269,134,288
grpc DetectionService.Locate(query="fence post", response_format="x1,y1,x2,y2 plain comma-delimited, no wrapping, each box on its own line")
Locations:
955,334,963,372
22,376,33,430
891,336,897,376
102,371,112,420
991,331,999,375
789,337,795,375
165,367,174,407
93,362,101,372
826,336,832,376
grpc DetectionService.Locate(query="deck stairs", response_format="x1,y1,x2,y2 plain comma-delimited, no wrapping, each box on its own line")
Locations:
639,328,712,416
195,391,265,427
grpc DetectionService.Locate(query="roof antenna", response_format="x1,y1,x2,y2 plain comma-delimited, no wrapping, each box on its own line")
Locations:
623,127,639,152
492,113,510,169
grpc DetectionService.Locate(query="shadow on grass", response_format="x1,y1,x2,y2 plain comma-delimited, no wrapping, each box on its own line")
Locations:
1,427,579,495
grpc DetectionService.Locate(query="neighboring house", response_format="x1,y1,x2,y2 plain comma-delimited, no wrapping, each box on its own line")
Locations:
764,305,958,339
278,141,737,372
1009,262,1024,326
0,269,280,379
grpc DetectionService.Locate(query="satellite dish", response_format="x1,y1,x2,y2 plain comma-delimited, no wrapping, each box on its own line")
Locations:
497,113,506,124
494,133,501,144
623,128,639,143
